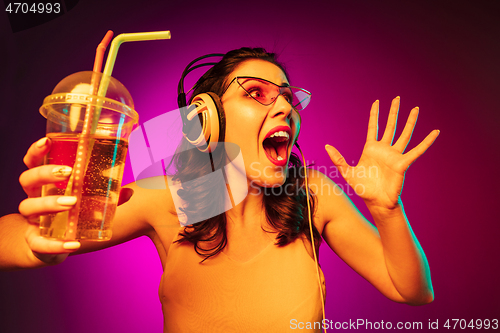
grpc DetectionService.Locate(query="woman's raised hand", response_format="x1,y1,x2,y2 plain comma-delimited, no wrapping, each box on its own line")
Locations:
325,97,440,210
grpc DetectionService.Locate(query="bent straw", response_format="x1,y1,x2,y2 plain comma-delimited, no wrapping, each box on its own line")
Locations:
91,31,171,133
67,31,116,239
93,30,114,73
52,31,114,240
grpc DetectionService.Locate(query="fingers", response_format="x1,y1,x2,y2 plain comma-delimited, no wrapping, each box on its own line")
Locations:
23,137,52,169
403,129,440,167
366,100,379,142
381,96,400,144
19,165,72,197
19,195,77,217
325,145,351,177
19,137,81,265
393,107,419,153
25,224,80,264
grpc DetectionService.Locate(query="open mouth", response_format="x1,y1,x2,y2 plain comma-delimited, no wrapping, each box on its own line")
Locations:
262,128,291,166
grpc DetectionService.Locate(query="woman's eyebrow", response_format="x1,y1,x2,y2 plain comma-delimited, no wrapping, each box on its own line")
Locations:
260,78,290,87
237,76,290,87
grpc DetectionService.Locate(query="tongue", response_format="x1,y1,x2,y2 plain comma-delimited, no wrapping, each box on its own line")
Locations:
263,137,289,161
263,139,279,159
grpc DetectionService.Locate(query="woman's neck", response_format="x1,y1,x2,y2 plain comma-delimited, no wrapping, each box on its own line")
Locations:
226,182,264,226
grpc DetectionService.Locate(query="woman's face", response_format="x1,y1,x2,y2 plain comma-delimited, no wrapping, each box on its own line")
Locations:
221,59,301,190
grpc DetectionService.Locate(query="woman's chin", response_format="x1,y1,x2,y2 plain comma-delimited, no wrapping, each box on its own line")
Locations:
249,177,287,189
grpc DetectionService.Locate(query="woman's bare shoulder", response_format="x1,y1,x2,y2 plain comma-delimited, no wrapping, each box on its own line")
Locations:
304,168,357,232
123,175,181,232
128,175,188,264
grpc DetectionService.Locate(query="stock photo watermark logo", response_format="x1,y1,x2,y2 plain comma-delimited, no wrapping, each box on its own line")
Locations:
4,1,80,33
247,162,377,197
127,108,375,225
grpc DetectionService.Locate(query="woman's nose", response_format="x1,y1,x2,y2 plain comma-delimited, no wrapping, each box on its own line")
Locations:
271,94,293,119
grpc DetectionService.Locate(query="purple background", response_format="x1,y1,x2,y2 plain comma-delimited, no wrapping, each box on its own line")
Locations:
1,0,499,332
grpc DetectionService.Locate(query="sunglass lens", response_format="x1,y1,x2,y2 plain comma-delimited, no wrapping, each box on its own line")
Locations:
238,78,311,111
239,78,272,104
292,89,311,111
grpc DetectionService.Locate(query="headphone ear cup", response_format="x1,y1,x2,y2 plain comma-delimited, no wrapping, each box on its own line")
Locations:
206,92,225,145
184,92,224,152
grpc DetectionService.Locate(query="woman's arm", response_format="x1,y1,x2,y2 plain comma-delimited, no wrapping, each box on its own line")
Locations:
309,171,433,305
0,137,177,271
311,97,438,305
1,180,177,271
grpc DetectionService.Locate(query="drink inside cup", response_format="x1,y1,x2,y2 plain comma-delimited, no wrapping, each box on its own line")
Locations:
41,134,128,240
39,71,138,241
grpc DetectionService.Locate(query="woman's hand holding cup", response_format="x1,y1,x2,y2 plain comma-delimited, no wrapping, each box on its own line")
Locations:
18,137,81,264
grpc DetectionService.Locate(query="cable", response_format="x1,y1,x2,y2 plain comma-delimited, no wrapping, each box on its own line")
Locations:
295,142,327,333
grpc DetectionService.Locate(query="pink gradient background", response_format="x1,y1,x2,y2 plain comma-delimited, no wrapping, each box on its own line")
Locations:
1,0,499,332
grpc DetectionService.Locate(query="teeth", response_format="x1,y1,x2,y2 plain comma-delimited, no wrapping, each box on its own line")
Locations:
266,130,289,163
269,131,289,139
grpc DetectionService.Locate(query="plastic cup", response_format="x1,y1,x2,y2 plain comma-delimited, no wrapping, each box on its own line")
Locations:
39,71,139,241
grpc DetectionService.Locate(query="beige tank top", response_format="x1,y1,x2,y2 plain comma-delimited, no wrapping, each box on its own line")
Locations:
159,228,326,332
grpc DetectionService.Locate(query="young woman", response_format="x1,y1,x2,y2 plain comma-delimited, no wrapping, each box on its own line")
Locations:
1,48,438,332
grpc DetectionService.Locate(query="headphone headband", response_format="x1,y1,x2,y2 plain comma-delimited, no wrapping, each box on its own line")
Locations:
178,53,225,153
178,53,225,108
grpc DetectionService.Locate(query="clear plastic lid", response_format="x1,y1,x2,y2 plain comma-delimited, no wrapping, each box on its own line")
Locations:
40,71,138,123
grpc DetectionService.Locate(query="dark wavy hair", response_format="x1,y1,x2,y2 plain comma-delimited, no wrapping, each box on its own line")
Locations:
172,47,320,261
